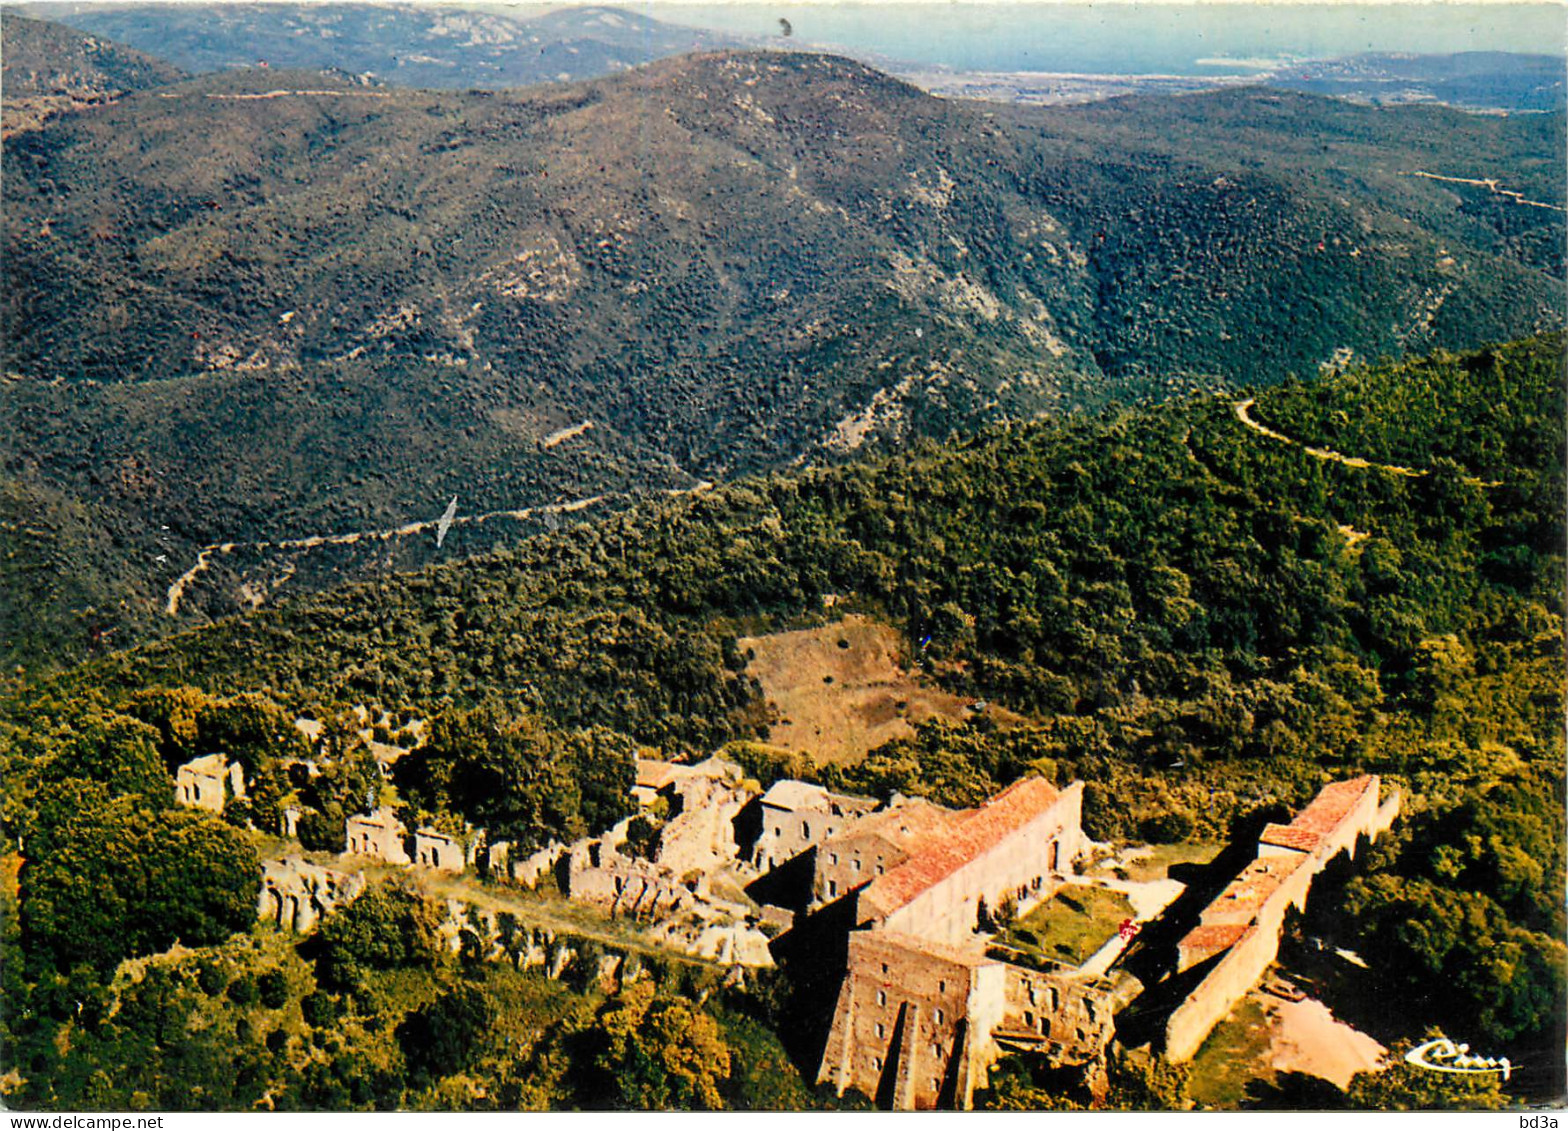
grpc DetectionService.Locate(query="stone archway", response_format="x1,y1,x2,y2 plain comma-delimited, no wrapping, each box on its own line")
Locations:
264,885,286,927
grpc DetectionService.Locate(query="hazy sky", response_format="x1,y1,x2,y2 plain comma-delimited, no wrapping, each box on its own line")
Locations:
20,0,1565,71
643,2,1567,71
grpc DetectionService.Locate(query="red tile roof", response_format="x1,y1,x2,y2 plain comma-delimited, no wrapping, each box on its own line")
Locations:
859,777,1063,920
1288,775,1377,836
1201,852,1307,924
1259,823,1322,852
1178,923,1251,956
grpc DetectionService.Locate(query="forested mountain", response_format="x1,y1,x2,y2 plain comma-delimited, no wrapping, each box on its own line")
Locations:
45,332,1564,749
24,2,746,89
0,11,186,135
4,334,1562,1107
3,49,1563,671
1266,51,1566,113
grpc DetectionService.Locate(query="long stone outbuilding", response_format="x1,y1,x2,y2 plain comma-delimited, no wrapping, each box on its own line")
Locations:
1163,774,1400,1062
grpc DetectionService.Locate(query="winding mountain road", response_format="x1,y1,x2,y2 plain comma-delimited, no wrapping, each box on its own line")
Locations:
1233,398,1426,477
1234,398,1501,489
165,480,715,616
1403,170,1566,213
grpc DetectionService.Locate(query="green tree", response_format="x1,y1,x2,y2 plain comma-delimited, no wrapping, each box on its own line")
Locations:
35,713,169,801
567,981,733,1109
314,879,444,991
21,800,259,973
396,705,634,850
397,985,496,1086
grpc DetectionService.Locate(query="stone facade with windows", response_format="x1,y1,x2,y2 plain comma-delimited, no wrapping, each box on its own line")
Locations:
817,776,1120,1110
414,828,466,873
175,752,244,813
751,779,878,870
812,798,959,905
344,806,410,865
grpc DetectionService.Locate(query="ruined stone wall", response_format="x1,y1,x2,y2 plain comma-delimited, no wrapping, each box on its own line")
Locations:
657,786,747,876
817,931,997,1111
175,755,241,813
506,841,564,888
1165,777,1398,1061
565,841,694,919
1165,924,1277,1062
1000,966,1119,1066
344,808,410,865
414,830,464,873
258,856,366,933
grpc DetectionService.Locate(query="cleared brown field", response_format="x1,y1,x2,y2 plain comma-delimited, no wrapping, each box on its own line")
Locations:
738,614,978,765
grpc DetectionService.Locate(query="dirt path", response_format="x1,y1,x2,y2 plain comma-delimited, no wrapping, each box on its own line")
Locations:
1234,399,1501,489
157,90,393,102
1403,170,1566,213
541,420,595,448
1264,993,1385,1088
165,482,713,616
1234,399,1426,477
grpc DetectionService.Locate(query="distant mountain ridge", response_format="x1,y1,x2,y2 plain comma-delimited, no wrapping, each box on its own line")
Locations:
0,11,187,135
1265,51,1566,113
21,2,750,87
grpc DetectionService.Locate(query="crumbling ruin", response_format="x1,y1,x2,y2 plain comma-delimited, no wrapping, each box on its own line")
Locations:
175,752,245,813
258,855,366,933
343,806,410,864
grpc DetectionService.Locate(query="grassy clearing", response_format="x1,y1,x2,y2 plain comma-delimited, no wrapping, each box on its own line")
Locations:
998,883,1135,967
738,614,978,765
1186,994,1276,1109
1093,841,1226,884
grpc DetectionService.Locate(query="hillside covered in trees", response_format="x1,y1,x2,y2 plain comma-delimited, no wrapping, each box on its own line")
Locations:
3,41,1562,668
26,2,748,90
0,11,186,136
2,333,1561,1108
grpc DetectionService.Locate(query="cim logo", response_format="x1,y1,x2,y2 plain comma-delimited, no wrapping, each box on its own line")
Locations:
1404,1037,1512,1081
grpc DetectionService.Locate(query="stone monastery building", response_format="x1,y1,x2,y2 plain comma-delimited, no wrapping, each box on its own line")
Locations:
816,776,1122,1110
1162,774,1399,1062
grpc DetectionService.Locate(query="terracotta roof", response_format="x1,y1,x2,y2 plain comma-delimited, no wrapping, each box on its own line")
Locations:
826,798,959,854
859,778,1064,920
1259,823,1322,852
1201,853,1306,924
1178,923,1251,956
1288,775,1378,837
